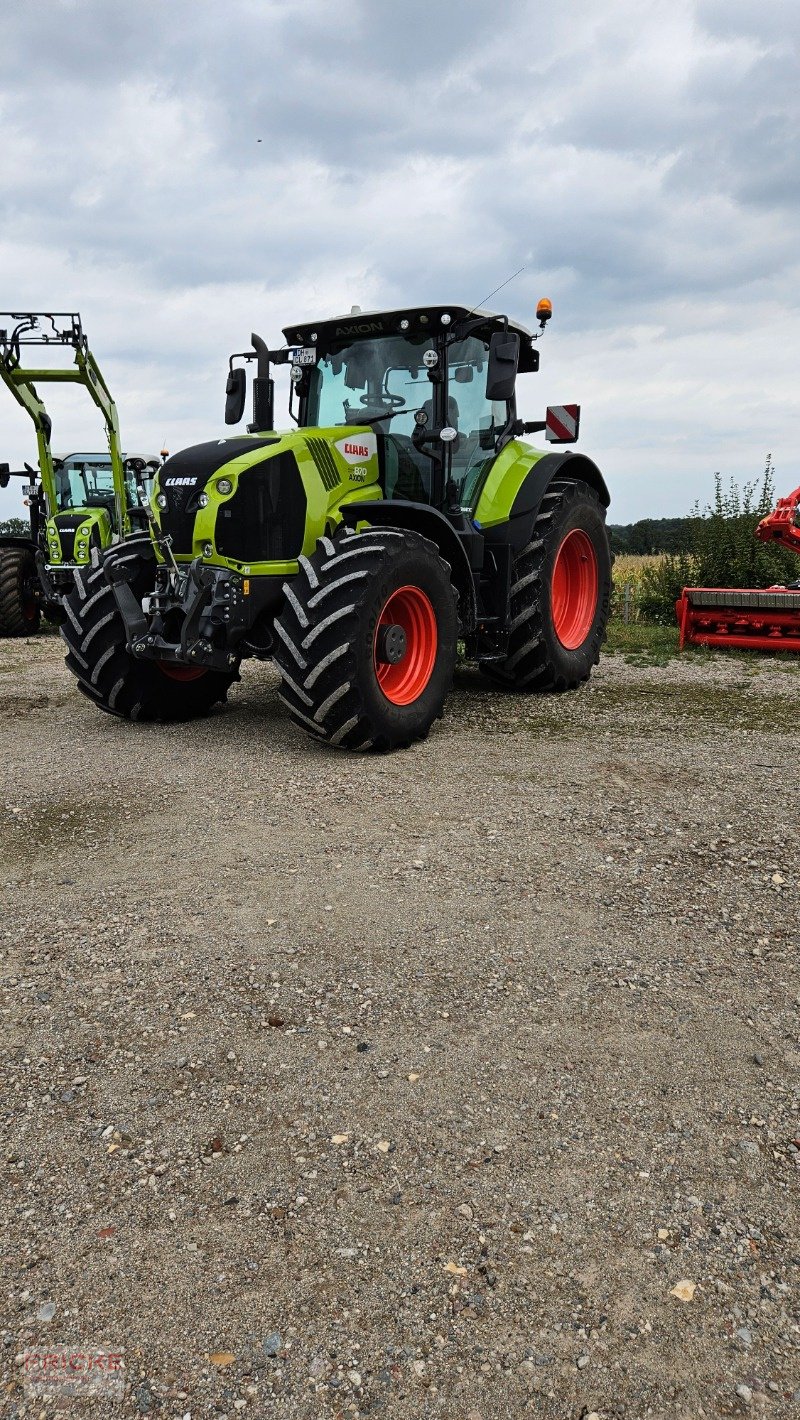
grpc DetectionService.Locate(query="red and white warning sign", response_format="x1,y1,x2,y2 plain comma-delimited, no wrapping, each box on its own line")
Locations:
545,404,580,444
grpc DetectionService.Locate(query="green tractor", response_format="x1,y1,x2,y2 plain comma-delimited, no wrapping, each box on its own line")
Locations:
0,312,157,635
60,302,611,750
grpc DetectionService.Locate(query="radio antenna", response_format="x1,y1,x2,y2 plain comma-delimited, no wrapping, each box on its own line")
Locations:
465,265,526,320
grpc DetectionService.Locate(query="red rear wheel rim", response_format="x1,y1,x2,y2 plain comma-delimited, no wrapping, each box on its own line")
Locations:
551,529,599,649
157,662,208,682
374,585,438,705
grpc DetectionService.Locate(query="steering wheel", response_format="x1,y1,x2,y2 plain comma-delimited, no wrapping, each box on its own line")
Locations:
359,392,405,409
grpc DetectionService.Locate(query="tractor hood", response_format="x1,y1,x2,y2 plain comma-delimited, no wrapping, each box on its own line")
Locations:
156,435,284,554
159,435,281,500
154,433,308,567
152,427,383,573
47,507,112,565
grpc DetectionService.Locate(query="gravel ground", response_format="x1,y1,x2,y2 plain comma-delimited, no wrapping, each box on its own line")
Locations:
1,635,798,1419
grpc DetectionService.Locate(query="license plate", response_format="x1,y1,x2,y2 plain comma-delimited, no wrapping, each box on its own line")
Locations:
293,346,317,367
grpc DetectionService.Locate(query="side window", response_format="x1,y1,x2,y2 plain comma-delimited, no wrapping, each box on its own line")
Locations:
448,337,507,505
449,338,492,435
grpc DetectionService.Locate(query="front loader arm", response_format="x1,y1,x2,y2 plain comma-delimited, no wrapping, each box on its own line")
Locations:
73,343,128,535
0,313,129,534
0,359,57,512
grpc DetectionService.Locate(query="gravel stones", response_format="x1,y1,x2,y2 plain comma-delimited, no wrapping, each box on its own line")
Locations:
1,637,798,1415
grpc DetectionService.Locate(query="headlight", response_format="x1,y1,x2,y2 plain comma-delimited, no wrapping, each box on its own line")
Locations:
203,542,213,557
156,492,168,510
217,477,233,496
198,492,209,508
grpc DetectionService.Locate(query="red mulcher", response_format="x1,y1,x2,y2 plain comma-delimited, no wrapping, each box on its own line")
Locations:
676,484,800,652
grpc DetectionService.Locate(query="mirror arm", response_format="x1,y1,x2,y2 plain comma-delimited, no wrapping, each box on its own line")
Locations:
511,419,546,435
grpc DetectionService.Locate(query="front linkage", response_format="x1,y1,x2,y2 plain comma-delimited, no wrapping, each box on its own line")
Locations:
107,542,247,674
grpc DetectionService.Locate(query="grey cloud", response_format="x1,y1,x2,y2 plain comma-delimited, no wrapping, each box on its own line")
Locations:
1,0,800,523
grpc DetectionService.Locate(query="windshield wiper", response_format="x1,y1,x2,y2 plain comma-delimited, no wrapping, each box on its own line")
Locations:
347,407,419,426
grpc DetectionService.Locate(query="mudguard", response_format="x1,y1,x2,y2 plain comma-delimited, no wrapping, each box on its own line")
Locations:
480,449,610,555
0,535,37,553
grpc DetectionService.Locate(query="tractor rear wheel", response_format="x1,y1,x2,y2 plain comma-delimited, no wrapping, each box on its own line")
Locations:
480,479,611,691
60,539,238,721
273,528,458,750
0,546,41,636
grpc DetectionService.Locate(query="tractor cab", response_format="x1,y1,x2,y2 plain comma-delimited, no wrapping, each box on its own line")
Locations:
54,452,159,520
54,452,120,516
283,305,543,517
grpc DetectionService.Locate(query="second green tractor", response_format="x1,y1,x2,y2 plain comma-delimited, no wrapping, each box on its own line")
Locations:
61,302,612,750
0,312,158,635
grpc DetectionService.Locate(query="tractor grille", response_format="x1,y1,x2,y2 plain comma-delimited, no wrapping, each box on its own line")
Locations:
687,588,800,610
305,438,341,493
160,483,198,555
215,453,307,563
53,514,84,561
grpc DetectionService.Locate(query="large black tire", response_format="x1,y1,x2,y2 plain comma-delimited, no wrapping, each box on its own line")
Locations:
60,539,238,721
0,546,41,636
480,478,611,691
273,528,458,751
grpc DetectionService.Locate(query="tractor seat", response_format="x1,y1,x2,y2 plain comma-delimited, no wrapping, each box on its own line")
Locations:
421,395,460,429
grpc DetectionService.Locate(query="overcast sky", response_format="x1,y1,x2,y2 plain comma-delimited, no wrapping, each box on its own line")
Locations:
1,0,798,522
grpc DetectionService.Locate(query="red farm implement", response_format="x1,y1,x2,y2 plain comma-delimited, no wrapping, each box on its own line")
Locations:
676,483,800,653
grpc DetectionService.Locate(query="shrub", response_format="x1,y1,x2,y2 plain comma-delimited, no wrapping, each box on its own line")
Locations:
634,458,798,622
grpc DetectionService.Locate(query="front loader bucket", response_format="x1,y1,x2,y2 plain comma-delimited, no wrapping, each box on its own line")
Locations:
676,586,800,653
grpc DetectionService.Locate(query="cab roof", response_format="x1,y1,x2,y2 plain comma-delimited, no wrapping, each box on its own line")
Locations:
56,451,162,464
282,305,540,374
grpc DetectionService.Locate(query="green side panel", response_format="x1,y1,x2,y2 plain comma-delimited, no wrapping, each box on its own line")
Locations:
151,427,384,575
472,439,548,529
45,508,112,565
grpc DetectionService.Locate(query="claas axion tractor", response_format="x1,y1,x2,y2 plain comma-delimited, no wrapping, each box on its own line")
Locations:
0,313,159,635
61,301,612,750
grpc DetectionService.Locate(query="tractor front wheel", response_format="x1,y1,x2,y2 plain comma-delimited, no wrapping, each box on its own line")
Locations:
273,528,458,750
60,540,238,721
0,546,41,636
480,478,611,691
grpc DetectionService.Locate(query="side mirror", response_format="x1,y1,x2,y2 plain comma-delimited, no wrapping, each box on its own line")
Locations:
0,463,9,489
225,367,246,425
486,331,520,402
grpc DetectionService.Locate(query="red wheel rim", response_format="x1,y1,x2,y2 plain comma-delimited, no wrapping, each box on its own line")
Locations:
157,662,208,682
551,529,598,649
373,585,438,705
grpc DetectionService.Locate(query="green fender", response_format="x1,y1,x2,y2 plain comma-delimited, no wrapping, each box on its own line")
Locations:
474,442,610,552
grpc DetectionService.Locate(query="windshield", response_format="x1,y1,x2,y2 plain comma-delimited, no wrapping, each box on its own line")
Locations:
305,333,435,438
55,458,116,513
54,456,147,521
